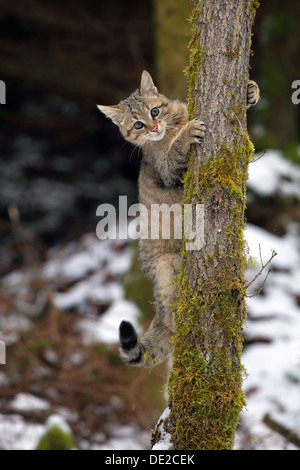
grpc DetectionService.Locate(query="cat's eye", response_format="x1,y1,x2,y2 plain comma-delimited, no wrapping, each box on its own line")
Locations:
151,107,159,117
133,121,144,130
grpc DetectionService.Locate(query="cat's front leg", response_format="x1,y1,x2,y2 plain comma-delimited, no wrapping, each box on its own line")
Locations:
171,118,206,155
247,80,260,108
156,119,205,188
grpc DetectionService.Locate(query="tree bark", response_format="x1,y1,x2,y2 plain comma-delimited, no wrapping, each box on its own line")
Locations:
165,0,259,450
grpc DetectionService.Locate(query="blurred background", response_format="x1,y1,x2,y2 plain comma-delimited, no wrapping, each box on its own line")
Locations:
0,0,299,450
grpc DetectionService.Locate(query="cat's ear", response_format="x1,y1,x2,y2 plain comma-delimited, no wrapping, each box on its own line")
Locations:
97,105,125,127
139,70,158,96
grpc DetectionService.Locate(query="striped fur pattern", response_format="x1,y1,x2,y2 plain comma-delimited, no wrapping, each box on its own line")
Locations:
98,71,259,368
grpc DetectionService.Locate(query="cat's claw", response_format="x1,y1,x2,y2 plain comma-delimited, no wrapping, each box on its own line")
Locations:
190,118,206,144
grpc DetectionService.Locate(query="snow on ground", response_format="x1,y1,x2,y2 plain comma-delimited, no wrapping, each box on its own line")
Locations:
44,235,133,312
151,408,172,451
9,392,50,412
44,234,142,344
0,408,75,450
0,149,299,450
78,299,142,345
0,414,45,450
248,149,300,198
89,424,150,451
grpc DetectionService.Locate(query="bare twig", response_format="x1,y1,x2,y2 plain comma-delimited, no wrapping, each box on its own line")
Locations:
247,268,272,298
246,245,277,297
7,203,42,268
250,149,267,163
263,413,300,449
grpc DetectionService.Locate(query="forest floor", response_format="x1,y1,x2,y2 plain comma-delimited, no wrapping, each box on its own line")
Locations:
0,150,300,450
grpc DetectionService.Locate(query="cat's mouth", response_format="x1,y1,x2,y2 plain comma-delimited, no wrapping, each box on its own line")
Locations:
148,123,166,141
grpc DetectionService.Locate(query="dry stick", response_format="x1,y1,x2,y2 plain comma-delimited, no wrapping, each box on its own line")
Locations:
7,203,40,268
250,149,267,163
263,413,300,449
246,244,277,297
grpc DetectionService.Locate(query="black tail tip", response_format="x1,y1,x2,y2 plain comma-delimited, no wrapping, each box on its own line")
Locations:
119,320,138,351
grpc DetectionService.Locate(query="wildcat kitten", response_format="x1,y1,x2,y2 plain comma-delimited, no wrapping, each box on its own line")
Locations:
97,71,260,368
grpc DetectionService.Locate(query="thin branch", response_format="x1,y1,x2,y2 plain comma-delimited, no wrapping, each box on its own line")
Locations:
250,149,267,163
246,268,271,298
246,245,277,296
263,413,300,449
259,243,264,268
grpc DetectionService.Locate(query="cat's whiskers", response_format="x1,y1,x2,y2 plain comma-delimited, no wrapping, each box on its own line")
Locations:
164,114,179,130
129,134,147,162
129,141,142,163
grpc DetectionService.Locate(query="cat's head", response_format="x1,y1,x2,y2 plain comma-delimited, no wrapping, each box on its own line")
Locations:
97,71,182,146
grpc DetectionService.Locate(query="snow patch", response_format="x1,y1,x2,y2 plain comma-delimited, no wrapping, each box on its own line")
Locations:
45,414,72,435
152,408,172,450
248,149,300,198
78,299,142,345
9,393,50,412
0,414,45,450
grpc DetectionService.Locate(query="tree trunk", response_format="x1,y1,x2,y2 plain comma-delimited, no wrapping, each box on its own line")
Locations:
165,0,259,450
250,0,300,156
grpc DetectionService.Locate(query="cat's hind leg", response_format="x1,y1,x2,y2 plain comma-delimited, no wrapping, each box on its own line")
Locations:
119,253,180,368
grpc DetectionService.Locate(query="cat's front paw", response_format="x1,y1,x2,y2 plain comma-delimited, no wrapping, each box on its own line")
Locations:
247,80,260,108
187,118,206,144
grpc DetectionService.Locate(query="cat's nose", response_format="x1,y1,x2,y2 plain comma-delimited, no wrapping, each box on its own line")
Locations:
151,125,158,133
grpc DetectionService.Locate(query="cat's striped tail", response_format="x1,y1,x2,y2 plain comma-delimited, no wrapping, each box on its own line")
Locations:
119,320,171,368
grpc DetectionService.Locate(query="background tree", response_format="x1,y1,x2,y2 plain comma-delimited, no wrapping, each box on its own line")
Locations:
153,0,190,100
160,0,259,450
250,0,300,161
